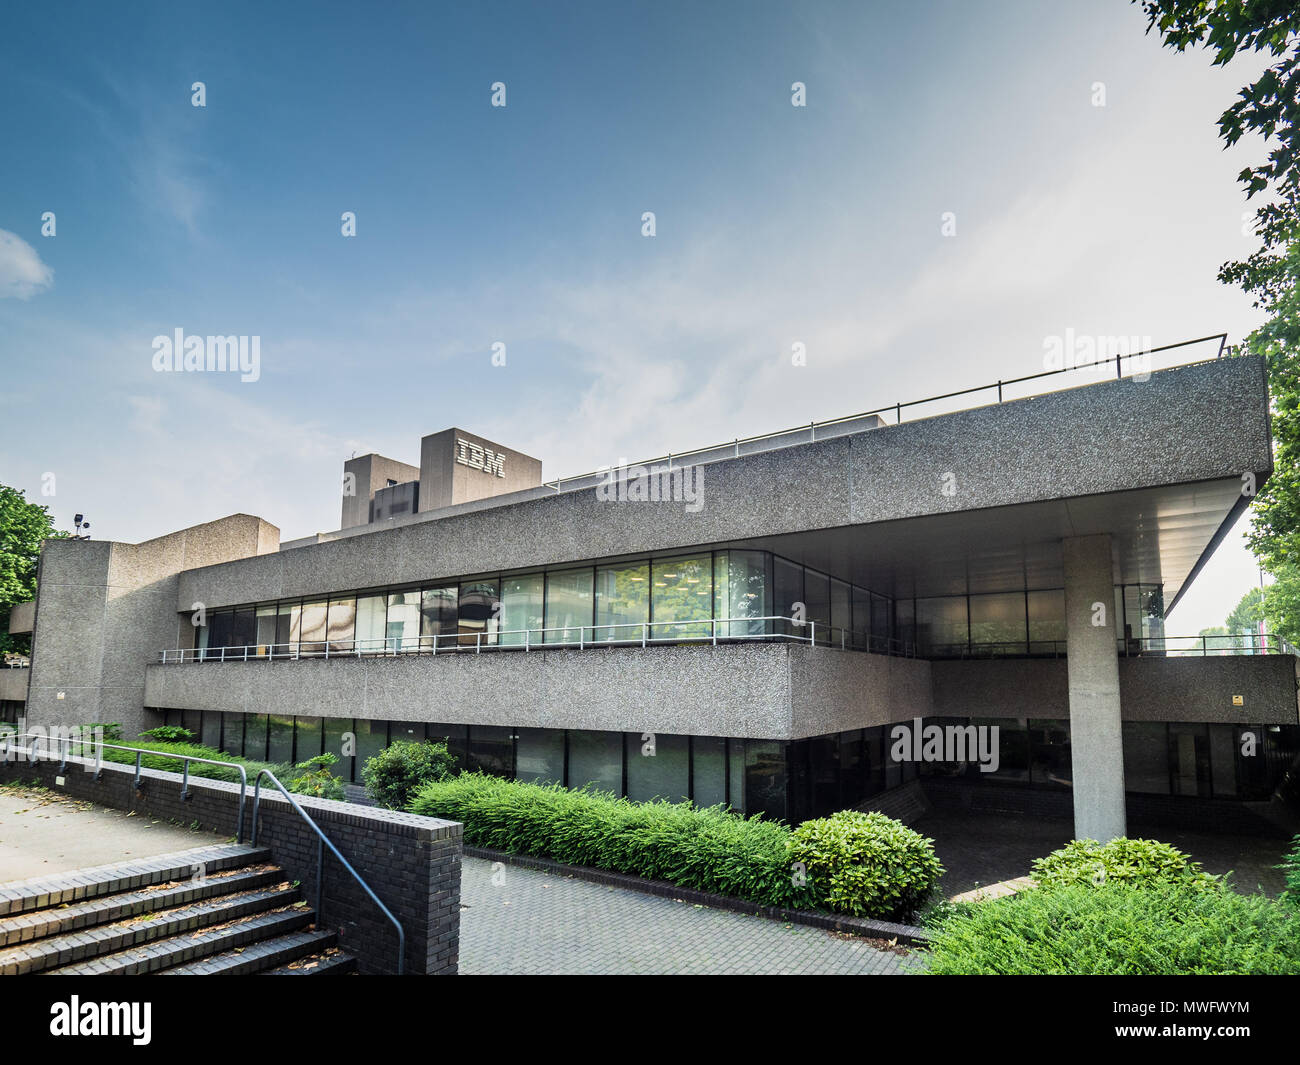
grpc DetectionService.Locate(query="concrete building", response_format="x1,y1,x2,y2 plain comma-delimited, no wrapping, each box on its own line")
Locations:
8,350,1299,840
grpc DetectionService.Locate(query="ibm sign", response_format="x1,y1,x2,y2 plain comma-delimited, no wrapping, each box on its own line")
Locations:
456,438,506,478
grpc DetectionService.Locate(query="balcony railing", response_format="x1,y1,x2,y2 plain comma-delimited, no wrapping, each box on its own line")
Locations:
930,634,1299,659
157,615,919,663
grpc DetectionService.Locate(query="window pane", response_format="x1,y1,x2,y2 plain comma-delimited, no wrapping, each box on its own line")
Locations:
426,723,468,772
208,611,232,649
830,579,851,646
594,562,649,643
221,713,245,756
268,715,295,764
295,716,323,763
692,735,727,808
327,597,356,653
1169,722,1210,797
255,605,276,657
651,555,712,641
418,587,455,651
626,732,689,803
1209,724,1237,797
971,717,1028,782
545,569,593,644
500,573,544,646
1028,589,1066,653
1122,722,1169,794
871,593,892,652
385,589,420,651
715,550,768,638
276,601,300,655
389,720,425,744
244,714,269,761
969,592,1027,654
916,596,967,656
568,729,621,793
231,608,256,651
516,727,564,784
1029,719,1071,787
728,739,745,810
323,717,355,782
300,600,328,656
459,580,500,647
355,719,388,771
744,740,787,821
356,594,387,654
851,587,871,650
200,711,221,750
773,557,803,639
469,724,514,776
804,569,831,645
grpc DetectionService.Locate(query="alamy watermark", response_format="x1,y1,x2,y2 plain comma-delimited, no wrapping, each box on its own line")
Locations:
890,717,1000,773
151,328,261,382
595,460,705,513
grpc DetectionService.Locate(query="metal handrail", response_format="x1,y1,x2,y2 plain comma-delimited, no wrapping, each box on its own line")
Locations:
158,615,920,662
929,633,1298,659
0,732,248,842
541,333,1228,491
250,769,406,975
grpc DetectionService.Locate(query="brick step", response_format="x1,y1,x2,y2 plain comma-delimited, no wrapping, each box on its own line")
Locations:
44,907,316,976
0,866,286,949
166,930,352,975
0,843,272,918
2,886,301,975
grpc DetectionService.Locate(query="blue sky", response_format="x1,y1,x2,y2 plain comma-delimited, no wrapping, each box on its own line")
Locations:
0,0,1277,631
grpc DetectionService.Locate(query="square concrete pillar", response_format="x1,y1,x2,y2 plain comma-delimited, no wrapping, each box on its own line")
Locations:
1063,534,1127,842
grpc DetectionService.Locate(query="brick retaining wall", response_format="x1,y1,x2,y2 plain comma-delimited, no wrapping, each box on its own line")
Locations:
0,750,462,974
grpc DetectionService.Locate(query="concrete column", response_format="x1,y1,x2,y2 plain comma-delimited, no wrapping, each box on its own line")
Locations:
1062,534,1127,842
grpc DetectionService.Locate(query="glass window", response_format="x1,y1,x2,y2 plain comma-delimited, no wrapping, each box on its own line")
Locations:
1027,589,1066,654
773,557,803,639
355,594,387,654
830,579,851,647
299,600,328,656
545,568,593,644
691,735,727,808
500,573,544,647
871,593,892,652
276,601,300,656
323,717,355,782
715,551,768,638
231,608,256,652
728,739,745,810
744,740,787,821
389,720,425,744
268,715,295,764
221,713,245,756
1122,722,1169,794
255,605,277,657
803,569,831,644
594,562,649,643
244,714,269,761
894,599,916,653
838,729,866,808
969,592,1027,655
1169,722,1210,797
916,596,968,656
295,716,323,763
1209,724,1237,797
470,725,514,775
1029,719,1071,787
973,717,1029,782
200,710,221,750
568,729,622,793
626,731,689,803
327,597,356,653
417,587,455,651
516,727,565,784
426,723,468,771
386,589,421,652
851,587,871,650
355,719,388,770
807,733,840,817
459,580,500,647
651,555,712,641
208,611,232,650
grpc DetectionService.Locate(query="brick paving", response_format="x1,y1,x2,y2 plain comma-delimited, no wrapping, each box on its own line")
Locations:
458,856,920,975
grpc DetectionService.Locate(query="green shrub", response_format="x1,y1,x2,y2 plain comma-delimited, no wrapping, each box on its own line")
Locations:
287,753,346,801
83,722,124,743
97,736,290,786
925,882,1300,974
139,725,195,743
1281,834,1300,906
1031,837,1216,890
361,739,456,810
788,810,944,921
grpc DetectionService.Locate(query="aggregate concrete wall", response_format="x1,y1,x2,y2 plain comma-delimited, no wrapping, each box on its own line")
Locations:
176,357,1273,612
0,750,461,974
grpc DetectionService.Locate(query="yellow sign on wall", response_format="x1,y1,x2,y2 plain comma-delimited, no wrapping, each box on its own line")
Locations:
1232,695,1244,707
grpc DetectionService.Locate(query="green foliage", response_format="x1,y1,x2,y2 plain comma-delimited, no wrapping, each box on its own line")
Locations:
412,773,816,908
1281,834,1300,906
0,485,68,656
787,810,944,921
96,735,291,785
361,739,456,810
286,753,346,801
139,725,195,743
1031,837,1217,890
84,722,124,743
926,882,1300,974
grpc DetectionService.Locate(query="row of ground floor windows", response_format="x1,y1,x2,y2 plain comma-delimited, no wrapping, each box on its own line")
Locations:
159,709,1299,823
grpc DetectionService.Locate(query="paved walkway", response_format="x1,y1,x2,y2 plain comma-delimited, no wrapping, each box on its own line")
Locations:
0,784,219,880
458,856,919,975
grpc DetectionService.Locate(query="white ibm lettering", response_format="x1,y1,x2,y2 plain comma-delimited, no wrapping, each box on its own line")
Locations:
455,438,506,478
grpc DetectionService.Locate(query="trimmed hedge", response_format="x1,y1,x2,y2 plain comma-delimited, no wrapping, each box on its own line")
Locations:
1031,837,1216,891
925,882,1300,974
361,739,456,810
97,737,291,786
410,773,943,918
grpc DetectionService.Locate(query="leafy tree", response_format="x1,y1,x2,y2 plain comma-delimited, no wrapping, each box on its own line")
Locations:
0,486,67,656
1226,586,1266,632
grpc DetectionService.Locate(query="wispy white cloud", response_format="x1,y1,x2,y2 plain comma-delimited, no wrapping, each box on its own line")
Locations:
0,229,53,299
